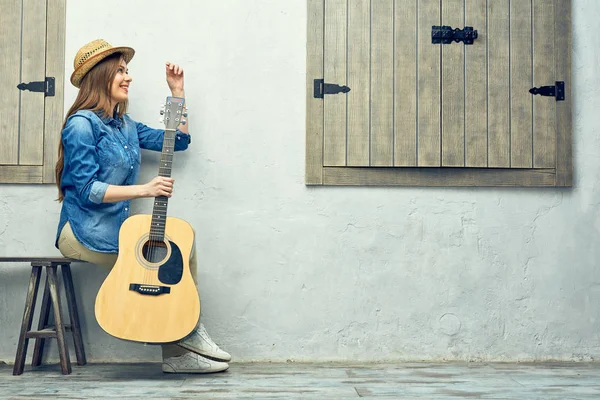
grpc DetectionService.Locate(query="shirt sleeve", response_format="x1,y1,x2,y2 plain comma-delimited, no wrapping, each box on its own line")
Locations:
136,121,191,152
61,115,108,205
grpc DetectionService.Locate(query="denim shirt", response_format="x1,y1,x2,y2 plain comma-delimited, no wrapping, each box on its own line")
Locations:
55,110,191,253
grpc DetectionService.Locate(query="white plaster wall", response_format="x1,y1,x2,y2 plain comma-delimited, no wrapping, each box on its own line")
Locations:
0,0,599,363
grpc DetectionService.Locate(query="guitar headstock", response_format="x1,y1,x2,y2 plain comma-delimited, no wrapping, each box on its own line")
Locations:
160,96,187,130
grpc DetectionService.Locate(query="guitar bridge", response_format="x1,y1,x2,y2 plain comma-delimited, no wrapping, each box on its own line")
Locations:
129,284,171,296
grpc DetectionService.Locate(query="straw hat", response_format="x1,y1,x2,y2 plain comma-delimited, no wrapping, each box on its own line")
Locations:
70,39,135,88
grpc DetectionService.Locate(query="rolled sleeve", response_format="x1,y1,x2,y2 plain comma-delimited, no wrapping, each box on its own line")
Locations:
89,181,109,204
61,115,107,205
136,120,190,152
175,130,191,150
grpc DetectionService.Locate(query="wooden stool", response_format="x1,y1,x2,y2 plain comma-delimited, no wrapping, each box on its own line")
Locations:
0,257,86,375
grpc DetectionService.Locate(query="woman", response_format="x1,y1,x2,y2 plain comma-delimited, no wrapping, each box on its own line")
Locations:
55,39,230,374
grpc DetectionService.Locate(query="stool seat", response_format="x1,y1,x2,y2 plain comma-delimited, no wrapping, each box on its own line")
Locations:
0,257,86,375
0,257,80,263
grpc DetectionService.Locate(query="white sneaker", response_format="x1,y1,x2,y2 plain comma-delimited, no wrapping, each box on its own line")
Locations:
177,322,232,362
162,352,229,374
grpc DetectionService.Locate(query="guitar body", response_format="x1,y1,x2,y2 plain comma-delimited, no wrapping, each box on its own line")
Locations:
95,214,200,344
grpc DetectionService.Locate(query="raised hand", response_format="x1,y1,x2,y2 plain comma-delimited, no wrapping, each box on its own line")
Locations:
166,62,184,97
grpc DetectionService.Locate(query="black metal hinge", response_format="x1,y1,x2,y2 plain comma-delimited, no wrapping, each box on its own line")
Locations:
314,79,351,99
529,81,565,101
432,26,478,45
17,77,55,97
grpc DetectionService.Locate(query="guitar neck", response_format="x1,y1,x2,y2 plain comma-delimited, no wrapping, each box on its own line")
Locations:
150,128,177,242
158,128,176,178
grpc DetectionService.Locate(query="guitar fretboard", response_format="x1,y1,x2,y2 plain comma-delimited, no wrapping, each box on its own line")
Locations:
149,128,176,242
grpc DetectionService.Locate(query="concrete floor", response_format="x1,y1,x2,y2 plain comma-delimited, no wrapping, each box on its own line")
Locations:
1,361,600,399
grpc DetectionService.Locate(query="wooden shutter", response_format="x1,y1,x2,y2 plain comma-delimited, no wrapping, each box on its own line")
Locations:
0,0,66,184
306,0,572,186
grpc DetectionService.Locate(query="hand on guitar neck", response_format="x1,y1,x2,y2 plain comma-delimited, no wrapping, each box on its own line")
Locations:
102,176,174,203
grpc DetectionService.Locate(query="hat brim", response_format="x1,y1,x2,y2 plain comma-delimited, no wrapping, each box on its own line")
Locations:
70,46,135,88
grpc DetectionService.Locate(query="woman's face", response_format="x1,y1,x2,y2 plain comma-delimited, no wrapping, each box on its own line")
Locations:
110,58,132,105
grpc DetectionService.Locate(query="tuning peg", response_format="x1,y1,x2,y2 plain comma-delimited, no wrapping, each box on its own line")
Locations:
180,119,187,125
159,116,164,123
160,110,165,115
182,112,188,118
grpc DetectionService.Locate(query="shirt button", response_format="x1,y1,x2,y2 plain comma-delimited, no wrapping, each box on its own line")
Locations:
125,207,129,211
130,166,133,169
124,145,128,149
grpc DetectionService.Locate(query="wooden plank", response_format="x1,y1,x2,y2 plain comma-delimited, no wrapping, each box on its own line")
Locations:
306,0,325,184
3,361,600,398
43,0,66,183
0,165,43,183
19,0,47,166
417,0,441,166
370,0,394,166
323,0,347,166
487,0,510,167
554,0,572,186
0,0,21,165
533,0,556,169
441,0,465,167
465,0,487,167
510,0,533,168
347,0,370,166
323,166,556,186
394,0,417,166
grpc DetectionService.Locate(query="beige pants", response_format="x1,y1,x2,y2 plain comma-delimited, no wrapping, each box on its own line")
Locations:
58,221,198,359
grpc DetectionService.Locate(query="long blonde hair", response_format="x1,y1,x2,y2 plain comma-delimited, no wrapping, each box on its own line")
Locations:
55,53,129,202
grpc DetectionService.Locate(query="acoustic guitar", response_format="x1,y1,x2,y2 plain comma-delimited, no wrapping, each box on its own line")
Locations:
95,96,200,343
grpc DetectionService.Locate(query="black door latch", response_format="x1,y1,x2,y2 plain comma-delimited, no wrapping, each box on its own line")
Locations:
432,26,478,45
314,79,351,99
17,77,55,97
529,81,565,101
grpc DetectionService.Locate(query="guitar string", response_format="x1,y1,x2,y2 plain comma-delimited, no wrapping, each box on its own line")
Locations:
157,109,178,285
145,102,182,286
149,132,174,285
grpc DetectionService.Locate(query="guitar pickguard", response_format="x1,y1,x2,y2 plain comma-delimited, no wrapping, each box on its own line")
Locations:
157,241,184,285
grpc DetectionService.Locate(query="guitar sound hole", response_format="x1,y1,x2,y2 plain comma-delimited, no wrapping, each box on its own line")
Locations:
142,240,169,264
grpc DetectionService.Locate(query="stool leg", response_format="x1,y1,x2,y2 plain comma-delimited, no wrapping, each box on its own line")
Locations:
47,266,71,375
13,266,42,375
61,264,86,365
32,273,51,367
